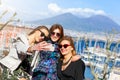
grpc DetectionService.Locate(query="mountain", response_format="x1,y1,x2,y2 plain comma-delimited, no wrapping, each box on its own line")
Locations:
26,13,120,33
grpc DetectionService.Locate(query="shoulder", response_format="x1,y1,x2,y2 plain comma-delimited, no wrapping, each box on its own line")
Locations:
71,55,85,65
72,58,85,67
16,34,28,43
74,58,83,63
71,55,81,62
16,33,27,38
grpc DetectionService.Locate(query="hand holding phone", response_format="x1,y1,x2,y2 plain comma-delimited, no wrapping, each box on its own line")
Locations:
31,41,54,51
42,43,55,51
31,41,48,51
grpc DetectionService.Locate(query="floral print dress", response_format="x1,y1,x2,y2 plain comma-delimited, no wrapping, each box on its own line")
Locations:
32,41,60,80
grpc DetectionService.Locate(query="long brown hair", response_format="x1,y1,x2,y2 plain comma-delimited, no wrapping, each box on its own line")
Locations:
50,24,64,42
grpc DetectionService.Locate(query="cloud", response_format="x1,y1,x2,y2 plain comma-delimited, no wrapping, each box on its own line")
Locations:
48,3,106,17
48,3,61,13
67,8,106,17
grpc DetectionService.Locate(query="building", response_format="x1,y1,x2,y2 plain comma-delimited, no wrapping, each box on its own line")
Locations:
0,24,33,48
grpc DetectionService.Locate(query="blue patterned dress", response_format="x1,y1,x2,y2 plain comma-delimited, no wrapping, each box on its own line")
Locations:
32,41,60,80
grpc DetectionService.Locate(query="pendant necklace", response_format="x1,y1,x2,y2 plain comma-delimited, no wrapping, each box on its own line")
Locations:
62,56,72,65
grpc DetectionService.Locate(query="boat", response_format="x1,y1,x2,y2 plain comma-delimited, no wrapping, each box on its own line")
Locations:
108,58,120,80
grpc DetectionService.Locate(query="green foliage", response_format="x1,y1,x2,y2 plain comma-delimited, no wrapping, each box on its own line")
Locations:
0,67,30,80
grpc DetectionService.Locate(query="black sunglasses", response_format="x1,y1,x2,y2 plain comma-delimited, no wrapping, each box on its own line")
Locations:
39,30,49,40
51,32,61,37
58,44,70,49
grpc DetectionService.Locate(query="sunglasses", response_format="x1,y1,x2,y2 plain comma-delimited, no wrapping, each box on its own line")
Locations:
39,30,49,40
58,44,70,49
51,32,61,37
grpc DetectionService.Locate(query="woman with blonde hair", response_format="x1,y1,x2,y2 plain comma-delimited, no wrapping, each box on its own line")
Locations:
0,25,49,80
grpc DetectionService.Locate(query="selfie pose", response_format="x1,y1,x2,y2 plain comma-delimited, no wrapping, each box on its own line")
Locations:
0,26,49,80
32,24,64,80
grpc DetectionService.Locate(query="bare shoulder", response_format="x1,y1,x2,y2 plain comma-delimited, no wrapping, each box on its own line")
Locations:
71,55,81,62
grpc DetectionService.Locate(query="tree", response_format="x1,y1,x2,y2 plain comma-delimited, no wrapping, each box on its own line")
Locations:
0,1,20,79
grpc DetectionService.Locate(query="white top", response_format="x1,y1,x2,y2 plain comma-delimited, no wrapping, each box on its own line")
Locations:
0,34,30,71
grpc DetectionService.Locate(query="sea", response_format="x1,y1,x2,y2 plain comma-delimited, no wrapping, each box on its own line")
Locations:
85,66,94,80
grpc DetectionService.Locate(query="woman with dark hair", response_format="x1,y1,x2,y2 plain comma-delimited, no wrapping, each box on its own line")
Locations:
32,24,64,80
57,36,85,80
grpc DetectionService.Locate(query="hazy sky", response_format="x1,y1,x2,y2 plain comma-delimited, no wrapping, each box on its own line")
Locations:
0,0,120,25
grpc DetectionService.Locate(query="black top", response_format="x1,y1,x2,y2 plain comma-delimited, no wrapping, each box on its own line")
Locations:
57,59,85,80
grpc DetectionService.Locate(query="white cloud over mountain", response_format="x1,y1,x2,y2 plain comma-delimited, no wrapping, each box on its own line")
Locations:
48,3,106,17
0,1,118,24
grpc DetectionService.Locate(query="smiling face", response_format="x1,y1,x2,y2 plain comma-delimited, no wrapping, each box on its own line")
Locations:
59,40,73,56
34,30,43,43
35,28,49,43
49,24,64,43
58,36,76,58
50,28,61,42
40,28,49,38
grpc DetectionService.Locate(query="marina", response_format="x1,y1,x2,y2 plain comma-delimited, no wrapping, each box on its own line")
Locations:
0,0,120,79
74,37,120,80
0,24,120,80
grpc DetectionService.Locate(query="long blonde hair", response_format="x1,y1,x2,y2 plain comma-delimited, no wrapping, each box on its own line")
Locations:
29,25,49,36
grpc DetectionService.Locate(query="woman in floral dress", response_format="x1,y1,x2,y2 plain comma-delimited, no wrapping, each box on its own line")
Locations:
32,24,64,80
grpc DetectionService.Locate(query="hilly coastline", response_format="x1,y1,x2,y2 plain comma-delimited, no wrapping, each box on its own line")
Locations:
26,13,120,33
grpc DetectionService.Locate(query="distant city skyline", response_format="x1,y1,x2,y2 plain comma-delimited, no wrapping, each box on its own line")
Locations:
0,0,120,25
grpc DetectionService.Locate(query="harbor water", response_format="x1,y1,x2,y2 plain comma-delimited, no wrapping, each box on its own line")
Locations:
74,39,120,80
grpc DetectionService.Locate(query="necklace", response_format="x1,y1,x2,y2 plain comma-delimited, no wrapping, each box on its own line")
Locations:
62,56,72,66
